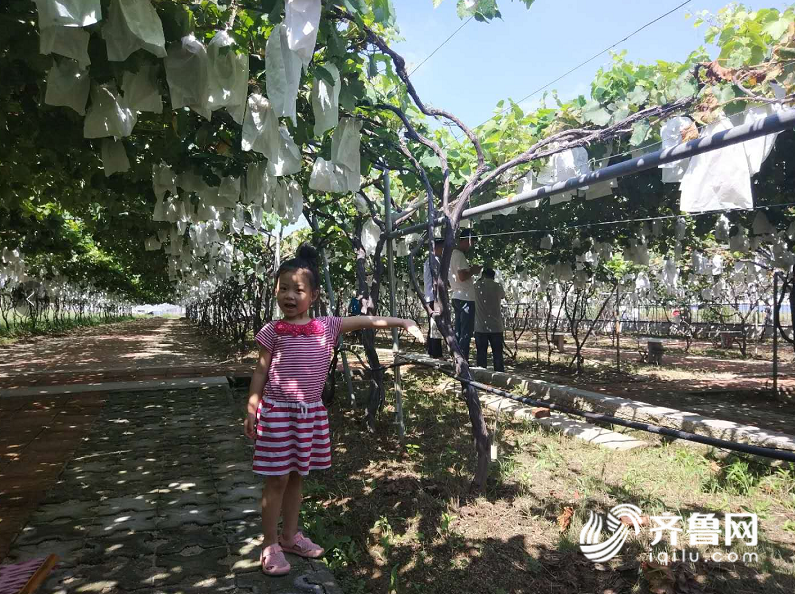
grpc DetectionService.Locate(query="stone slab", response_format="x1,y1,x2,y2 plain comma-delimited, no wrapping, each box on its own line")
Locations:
404,354,649,451
0,377,231,398
400,353,795,455
478,393,648,450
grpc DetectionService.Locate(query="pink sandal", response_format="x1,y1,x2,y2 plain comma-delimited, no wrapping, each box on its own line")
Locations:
279,532,325,558
261,543,291,576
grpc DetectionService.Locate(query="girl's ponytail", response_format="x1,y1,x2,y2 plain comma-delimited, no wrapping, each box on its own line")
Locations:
276,243,321,291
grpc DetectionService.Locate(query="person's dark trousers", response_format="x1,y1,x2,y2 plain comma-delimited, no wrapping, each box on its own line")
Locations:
427,301,443,358
452,299,475,362
475,332,505,372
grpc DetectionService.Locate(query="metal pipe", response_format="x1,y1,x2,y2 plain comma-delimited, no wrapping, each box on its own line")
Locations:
389,108,795,238
773,272,779,395
384,171,406,438
402,356,795,462
615,284,621,373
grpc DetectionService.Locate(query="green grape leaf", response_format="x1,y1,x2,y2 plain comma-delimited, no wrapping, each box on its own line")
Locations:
373,0,397,26
582,101,612,126
630,120,651,146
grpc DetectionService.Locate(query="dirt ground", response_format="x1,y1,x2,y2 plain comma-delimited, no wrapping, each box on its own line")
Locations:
0,317,227,378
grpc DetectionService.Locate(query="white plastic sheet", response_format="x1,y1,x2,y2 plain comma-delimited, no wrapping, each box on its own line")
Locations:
40,25,90,66
230,204,245,234
711,255,724,276
540,235,553,250
353,193,369,214
715,215,731,242
659,116,692,183
729,225,749,253
331,117,362,192
35,0,101,27
101,138,129,176
772,239,795,269
241,94,280,160
103,0,166,62
311,63,341,136
739,105,780,176
632,245,649,266
267,127,302,177
515,172,540,209
287,180,303,223
273,180,289,218
538,147,590,203
585,180,616,200
153,163,177,199
635,272,651,293
361,218,381,257
308,158,347,193
83,84,137,138
121,63,162,113
679,118,753,212
245,161,274,208
152,197,166,221
45,59,90,114
206,30,249,124
285,0,321,68
165,35,210,120
266,24,302,125
217,176,241,208
595,242,612,263
177,170,208,196
752,211,775,236
554,263,573,282
661,259,678,291
675,217,687,240
251,206,264,229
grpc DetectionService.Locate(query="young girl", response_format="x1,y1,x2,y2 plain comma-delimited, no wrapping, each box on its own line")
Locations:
243,244,424,576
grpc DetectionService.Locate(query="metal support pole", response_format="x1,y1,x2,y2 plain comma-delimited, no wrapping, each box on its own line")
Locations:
273,224,282,320
316,224,356,408
616,283,621,373
384,170,405,438
773,272,779,394
535,301,540,362
390,109,795,238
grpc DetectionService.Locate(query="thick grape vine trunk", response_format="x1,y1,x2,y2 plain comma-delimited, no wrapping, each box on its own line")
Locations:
435,223,491,491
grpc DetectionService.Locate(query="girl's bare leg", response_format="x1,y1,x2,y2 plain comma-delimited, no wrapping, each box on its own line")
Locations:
280,471,303,542
262,474,289,546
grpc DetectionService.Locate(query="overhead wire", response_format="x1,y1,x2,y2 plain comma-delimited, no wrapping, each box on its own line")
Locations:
453,0,694,139
382,16,474,99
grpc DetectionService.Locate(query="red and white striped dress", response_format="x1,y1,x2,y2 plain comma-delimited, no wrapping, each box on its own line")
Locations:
252,316,341,476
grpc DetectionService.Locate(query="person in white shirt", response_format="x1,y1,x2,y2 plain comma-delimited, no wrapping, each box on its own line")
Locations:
423,238,445,358
449,229,481,362
474,268,506,371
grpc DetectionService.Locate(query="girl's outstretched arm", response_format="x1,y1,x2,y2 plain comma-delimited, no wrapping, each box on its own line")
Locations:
340,316,426,343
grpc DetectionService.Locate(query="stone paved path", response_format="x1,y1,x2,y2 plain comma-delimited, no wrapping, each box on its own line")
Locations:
0,317,342,593
4,386,340,593
0,394,106,561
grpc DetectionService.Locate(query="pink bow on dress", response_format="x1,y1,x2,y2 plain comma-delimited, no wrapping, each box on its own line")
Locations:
274,319,324,337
